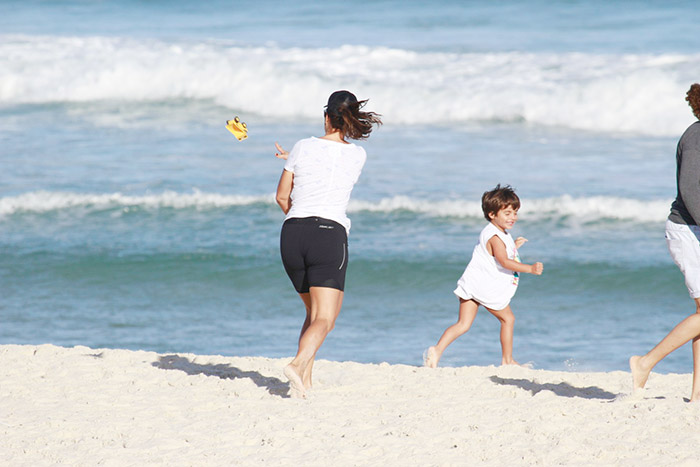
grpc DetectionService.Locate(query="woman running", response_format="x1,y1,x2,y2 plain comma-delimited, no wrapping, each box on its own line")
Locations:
274,90,381,398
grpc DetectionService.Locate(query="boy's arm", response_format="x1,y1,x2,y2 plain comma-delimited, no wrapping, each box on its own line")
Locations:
489,235,543,275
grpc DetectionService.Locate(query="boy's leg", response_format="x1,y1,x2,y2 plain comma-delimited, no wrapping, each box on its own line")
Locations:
630,298,700,394
485,305,517,365
425,299,478,368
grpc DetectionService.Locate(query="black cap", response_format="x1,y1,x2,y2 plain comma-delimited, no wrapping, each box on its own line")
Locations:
325,90,357,116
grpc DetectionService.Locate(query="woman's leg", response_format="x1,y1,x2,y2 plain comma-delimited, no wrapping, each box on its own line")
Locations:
285,287,344,397
425,299,479,368
485,305,517,365
630,298,700,397
297,292,313,388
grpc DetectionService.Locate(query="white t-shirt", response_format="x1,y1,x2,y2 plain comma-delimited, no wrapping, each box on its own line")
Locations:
453,222,521,310
283,137,367,234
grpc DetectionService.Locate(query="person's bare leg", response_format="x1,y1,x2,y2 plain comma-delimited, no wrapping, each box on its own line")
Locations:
486,305,517,365
691,334,700,401
285,287,343,397
690,298,700,401
425,299,478,368
297,293,313,388
630,298,700,393
300,290,344,389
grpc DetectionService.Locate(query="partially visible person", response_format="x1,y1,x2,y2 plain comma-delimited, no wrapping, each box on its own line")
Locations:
630,83,700,401
424,185,543,368
274,90,381,398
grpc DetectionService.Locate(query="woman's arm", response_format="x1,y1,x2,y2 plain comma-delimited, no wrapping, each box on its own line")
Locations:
275,142,289,160
489,235,543,275
276,169,293,214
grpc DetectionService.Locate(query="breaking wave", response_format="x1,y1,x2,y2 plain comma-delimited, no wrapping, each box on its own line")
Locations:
1,35,698,135
0,190,671,223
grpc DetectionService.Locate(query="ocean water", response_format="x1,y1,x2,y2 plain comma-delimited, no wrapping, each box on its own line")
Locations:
2,0,700,374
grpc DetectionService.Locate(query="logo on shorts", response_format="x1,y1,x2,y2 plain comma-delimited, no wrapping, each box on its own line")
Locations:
319,225,334,229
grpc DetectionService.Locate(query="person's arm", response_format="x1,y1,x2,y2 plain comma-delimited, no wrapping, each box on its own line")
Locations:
276,169,293,214
678,134,700,225
274,142,289,160
489,235,543,275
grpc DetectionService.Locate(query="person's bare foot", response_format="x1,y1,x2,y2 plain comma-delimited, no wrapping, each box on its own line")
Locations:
302,372,312,390
284,364,306,399
629,355,651,392
423,346,439,368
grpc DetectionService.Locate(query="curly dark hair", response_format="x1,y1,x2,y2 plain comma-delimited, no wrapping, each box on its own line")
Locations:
481,184,520,221
686,83,700,120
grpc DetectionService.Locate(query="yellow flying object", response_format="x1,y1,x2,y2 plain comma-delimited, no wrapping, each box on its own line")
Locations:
225,116,248,141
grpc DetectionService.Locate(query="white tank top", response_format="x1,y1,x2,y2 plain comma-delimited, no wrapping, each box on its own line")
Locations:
455,222,521,309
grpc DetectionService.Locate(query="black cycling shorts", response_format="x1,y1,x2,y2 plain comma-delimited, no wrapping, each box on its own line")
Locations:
280,217,349,293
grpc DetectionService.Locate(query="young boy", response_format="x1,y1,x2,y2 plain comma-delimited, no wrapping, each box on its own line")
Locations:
424,185,543,368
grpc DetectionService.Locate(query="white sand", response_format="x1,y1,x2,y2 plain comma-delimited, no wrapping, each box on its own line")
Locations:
1,344,699,466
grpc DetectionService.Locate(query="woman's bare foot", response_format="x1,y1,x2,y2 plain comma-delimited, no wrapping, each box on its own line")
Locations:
423,346,439,368
284,364,306,399
302,370,312,390
629,355,651,391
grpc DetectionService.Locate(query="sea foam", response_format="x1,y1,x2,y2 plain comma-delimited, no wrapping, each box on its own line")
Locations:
0,190,672,224
0,35,698,135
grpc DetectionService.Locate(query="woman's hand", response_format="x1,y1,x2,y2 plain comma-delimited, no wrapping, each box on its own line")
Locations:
275,142,289,160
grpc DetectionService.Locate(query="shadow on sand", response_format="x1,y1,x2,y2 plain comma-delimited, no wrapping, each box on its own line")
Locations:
489,376,619,400
153,355,290,398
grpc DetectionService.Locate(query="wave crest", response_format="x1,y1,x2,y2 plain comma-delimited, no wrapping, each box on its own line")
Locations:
0,190,274,216
1,35,698,135
0,190,671,223
350,195,669,223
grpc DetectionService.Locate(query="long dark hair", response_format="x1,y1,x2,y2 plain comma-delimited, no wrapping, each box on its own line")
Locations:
325,90,382,140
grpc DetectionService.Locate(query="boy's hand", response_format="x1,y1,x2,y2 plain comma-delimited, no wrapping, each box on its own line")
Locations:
515,237,527,249
530,262,543,275
275,142,289,160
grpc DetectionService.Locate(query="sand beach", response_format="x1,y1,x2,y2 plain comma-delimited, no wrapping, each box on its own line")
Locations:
1,344,699,466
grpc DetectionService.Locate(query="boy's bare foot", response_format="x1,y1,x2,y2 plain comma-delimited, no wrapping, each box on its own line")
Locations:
423,346,438,368
284,364,306,399
629,355,650,391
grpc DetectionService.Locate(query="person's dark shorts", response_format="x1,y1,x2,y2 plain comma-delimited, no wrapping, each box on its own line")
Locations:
280,217,349,293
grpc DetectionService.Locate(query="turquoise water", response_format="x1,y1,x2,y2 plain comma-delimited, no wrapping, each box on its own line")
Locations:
2,1,700,373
